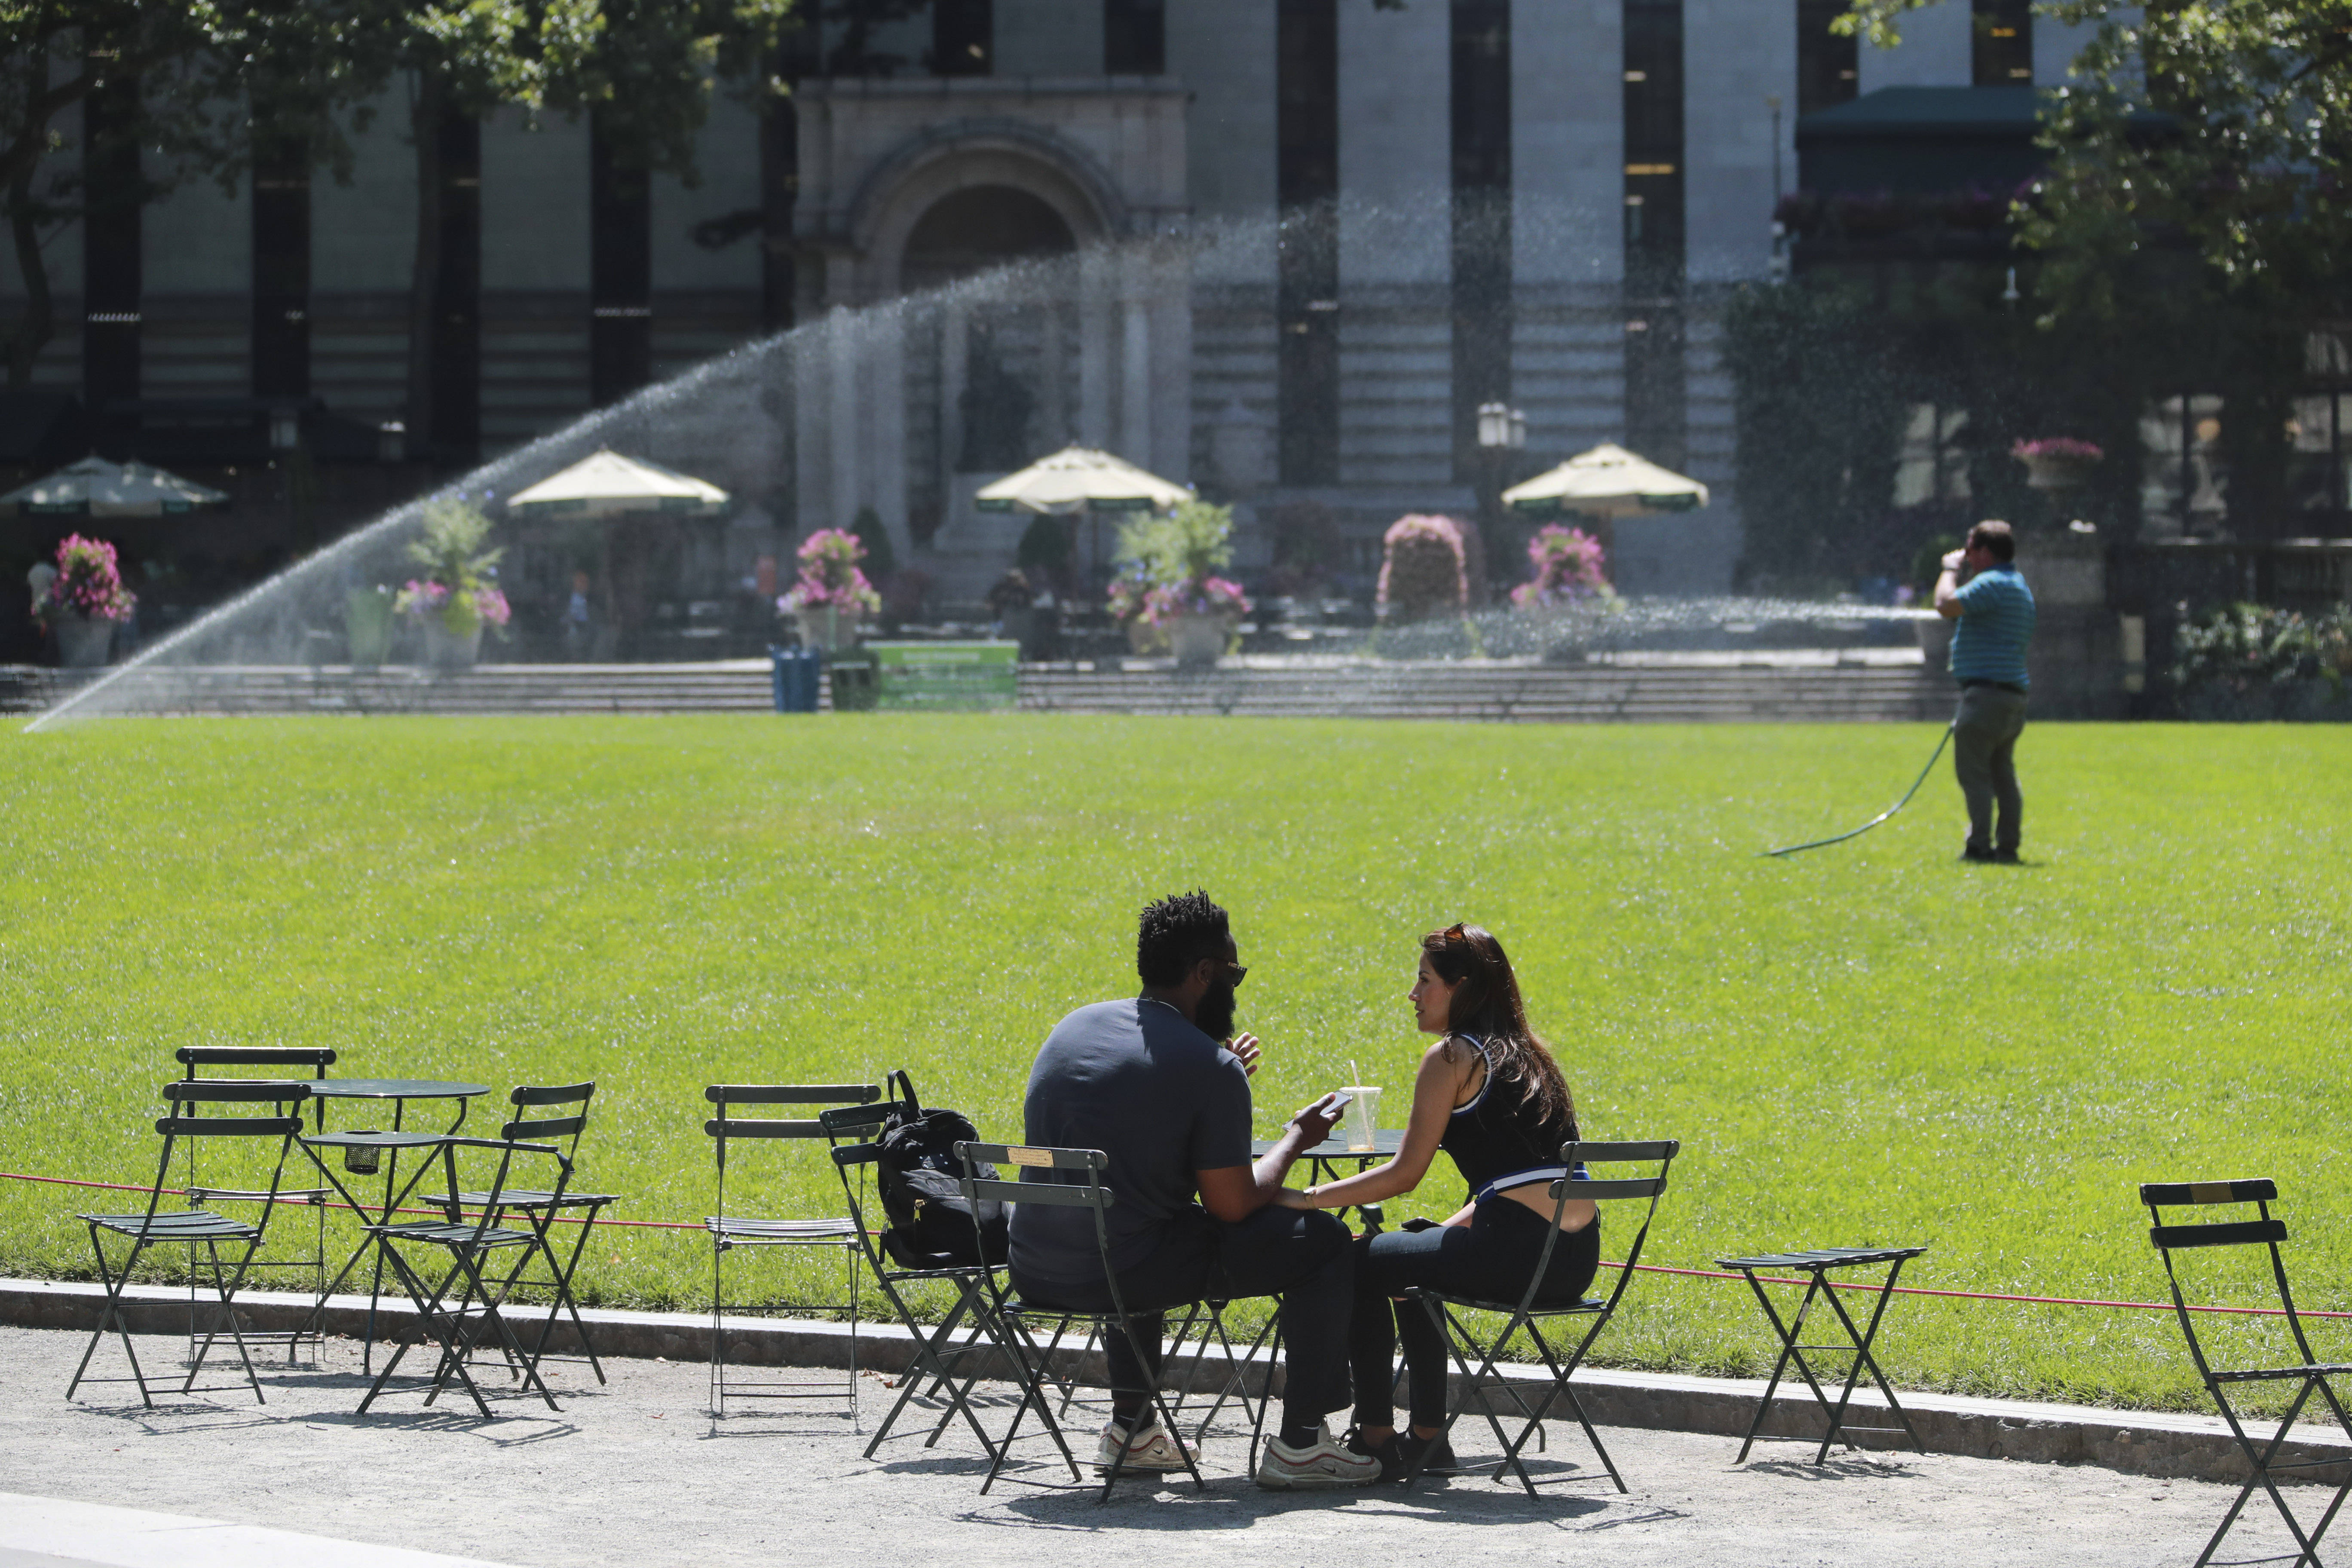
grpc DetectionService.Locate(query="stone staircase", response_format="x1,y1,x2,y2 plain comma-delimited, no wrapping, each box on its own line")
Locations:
3,653,1945,723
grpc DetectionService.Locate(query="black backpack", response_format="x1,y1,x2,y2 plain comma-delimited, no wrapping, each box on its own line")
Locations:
873,1070,1009,1270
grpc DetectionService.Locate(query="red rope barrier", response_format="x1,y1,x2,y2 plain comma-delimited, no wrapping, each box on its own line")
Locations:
8,1167,2344,1321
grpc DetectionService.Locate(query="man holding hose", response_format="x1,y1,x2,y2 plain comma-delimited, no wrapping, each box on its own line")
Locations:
1936,519,2036,863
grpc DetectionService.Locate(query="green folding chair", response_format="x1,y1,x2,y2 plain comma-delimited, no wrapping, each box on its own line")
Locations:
953,1139,1209,1503
1402,1138,1681,1495
67,1081,311,1408
2143,1177,2352,1568
702,1083,879,1419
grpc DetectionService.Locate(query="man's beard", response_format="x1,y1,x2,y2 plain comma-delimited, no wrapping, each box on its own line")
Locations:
1195,980,1237,1041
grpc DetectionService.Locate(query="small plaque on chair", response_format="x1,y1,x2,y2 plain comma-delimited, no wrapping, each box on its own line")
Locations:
1007,1147,1053,1168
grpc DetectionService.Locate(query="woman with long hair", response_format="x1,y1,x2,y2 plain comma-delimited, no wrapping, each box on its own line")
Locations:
1277,922,1597,1480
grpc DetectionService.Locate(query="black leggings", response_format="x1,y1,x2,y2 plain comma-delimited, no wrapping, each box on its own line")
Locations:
1349,1198,1602,1431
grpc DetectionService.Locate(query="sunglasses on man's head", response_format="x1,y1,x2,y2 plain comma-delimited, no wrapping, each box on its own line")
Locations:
1224,963,1248,987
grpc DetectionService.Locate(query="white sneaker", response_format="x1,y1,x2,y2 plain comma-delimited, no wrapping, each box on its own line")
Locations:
1096,1415,1191,1472
1256,1421,1384,1489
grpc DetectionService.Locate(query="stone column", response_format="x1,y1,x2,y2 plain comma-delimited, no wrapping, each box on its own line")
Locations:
873,300,910,562
941,299,969,528
1078,251,1113,450
828,303,858,534
1121,291,1152,468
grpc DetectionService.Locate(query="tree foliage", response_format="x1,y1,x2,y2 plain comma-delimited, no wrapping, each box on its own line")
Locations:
1841,0,2352,317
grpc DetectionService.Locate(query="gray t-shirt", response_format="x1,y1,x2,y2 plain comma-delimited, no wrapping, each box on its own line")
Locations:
1008,998,1253,1286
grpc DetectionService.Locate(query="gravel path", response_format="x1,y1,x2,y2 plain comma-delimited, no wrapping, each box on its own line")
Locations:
0,1326,2304,1567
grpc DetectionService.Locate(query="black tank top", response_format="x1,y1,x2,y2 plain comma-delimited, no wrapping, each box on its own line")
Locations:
1438,1034,1581,1202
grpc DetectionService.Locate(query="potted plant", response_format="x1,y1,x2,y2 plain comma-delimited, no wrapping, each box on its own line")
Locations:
1106,564,1167,655
1509,523,1612,609
2013,436,2104,492
395,499,511,672
1109,501,1249,668
778,527,880,652
35,534,135,668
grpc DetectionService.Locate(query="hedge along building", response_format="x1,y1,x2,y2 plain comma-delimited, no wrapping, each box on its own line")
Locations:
0,0,2099,606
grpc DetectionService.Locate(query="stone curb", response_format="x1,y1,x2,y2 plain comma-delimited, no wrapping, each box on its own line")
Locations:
8,1275,2343,1487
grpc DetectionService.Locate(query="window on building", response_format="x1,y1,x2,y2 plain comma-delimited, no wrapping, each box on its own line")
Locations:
1624,0,1684,467
1277,0,1339,486
251,129,309,399
82,61,141,452
1972,0,2032,85
934,0,992,75
1452,0,1511,482
1105,0,1165,74
430,112,481,460
590,112,651,408
1797,0,1859,117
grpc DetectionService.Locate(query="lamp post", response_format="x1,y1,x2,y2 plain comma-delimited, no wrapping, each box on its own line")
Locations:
1476,401,1526,600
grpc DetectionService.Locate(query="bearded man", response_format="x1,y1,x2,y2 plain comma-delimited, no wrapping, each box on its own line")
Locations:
1007,890,1378,1489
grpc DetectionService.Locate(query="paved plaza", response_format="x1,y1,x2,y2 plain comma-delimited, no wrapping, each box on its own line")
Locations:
0,1325,2315,1567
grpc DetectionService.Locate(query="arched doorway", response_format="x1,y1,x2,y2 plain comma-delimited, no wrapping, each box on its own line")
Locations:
900,185,1077,291
900,186,1085,540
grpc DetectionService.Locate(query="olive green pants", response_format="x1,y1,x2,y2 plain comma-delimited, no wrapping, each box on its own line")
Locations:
1953,683,2029,854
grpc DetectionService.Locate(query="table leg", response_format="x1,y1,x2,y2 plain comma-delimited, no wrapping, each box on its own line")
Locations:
1814,1258,1926,1460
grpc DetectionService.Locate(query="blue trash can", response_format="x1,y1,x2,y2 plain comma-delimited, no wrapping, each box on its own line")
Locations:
770,645,822,713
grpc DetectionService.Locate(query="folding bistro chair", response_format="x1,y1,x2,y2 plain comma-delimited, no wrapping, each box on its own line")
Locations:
1403,1138,1681,1495
173,1047,336,1361
355,1133,574,1418
67,1081,311,1409
702,1083,879,1418
2143,1177,2352,1568
428,1082,618,1383
818,1100,1004,1463
954,1140,1209,1503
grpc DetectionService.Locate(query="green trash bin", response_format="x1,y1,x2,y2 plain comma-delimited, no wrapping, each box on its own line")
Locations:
827,653,877,712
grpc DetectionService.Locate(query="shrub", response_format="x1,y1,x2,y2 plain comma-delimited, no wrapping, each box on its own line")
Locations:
1377,514,1466,623
2172,603,2352,696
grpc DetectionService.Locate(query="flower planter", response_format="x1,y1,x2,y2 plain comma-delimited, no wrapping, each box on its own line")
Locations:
1164,613,1231,670
423,618,484,674
796,605,861,653
2021,453,2098,492
55,614,113,669
1124,617,1169,657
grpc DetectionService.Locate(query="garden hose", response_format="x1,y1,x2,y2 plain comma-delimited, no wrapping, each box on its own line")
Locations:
1762,721,1957,858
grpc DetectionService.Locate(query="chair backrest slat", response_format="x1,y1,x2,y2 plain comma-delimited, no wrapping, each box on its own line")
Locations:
166,1080,312,1105
178,1047,334,1072
704,1084,880,1106
502,1113,586,1142
1556,1176,1665,1201
966,1176,1100,1208
704,1117,830,1139
2141,1179,2277,1207
1563,1139,1680,1164
957,1141,1106,1175
819,1103,894,1135
2152,1218,2289,1250
511,1081,593,1108
153,1115,305,1138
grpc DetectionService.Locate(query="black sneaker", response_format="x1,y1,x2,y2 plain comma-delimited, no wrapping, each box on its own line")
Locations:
1397,1428,1462,1477
1961,844,1996,864
1993,848,2021,865
1342,1426,1407,1482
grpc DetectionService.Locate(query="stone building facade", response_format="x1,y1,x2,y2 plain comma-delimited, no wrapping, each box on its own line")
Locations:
0,0,2091,601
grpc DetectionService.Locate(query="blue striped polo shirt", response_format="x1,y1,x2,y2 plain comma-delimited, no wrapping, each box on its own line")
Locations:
1948,565,2035,689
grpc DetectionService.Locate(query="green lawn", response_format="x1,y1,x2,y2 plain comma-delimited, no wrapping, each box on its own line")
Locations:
3,714,2347,1414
